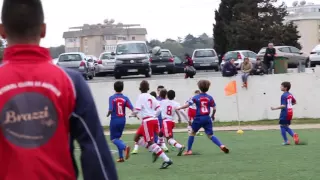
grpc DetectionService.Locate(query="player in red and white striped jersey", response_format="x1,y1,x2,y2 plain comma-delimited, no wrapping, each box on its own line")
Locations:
131,80,173,169
160,90,187,156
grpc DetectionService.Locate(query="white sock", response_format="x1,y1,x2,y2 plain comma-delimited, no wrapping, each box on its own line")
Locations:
149,143,170,162
168,138,182,148
137,138,147,148
133,143,139,151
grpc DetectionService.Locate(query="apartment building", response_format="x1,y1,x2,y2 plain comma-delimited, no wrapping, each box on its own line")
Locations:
285,1,320,53
63,23,147,57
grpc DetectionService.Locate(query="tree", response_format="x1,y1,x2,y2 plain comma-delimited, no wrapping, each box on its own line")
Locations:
49,45,65,58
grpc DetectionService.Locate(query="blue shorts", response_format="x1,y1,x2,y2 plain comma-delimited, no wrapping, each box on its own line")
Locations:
279,120,291,125
110,122,125,140
191,116,213,135
158,115,163,128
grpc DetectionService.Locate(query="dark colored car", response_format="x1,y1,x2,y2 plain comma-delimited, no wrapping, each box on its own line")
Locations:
113,41,152,79
150,49,175,74
172,55,186,73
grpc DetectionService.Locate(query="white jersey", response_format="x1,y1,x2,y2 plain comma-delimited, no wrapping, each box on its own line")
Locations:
187,97,196,109
160,99,180,121
135,93,160,119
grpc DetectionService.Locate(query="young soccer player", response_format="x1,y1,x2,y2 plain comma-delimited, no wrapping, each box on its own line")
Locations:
157,85,165,100
157,89,169,152
177,80,229,155
160,90,187,156
150,91,157,98
187,90,203,136
107,81,133,162
271,81,300,145
131,80,173,169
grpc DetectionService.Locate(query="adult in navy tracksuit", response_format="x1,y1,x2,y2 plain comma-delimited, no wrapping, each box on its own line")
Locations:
222,58,238,77
0,0,117,180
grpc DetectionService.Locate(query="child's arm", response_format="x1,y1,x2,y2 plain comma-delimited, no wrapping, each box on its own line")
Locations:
271,105,285,110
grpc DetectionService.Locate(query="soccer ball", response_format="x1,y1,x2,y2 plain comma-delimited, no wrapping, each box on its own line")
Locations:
152,46,161,56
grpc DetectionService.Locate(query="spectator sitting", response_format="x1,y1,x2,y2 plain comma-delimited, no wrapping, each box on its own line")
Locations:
251,59,266,75
240,57,252,88
222,58,238,77
263,42,276,74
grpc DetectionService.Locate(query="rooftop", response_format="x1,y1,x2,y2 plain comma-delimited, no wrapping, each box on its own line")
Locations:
63,27,147,38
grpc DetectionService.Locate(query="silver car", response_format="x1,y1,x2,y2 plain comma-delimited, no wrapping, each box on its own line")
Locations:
96,52,116,75
257,46,307,67
308,44,320,67
191,49,219,71
220,50,257,70
57,52,95,80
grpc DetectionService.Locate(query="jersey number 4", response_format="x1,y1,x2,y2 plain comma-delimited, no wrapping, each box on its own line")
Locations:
117,101,124,116
200,100,209,114
166,106,173,115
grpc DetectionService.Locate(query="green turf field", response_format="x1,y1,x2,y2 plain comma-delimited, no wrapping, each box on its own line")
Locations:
75,129,320,180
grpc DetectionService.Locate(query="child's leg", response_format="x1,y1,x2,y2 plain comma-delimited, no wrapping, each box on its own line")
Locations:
113,139,126,159
284,124,299,144
186,121,200,152
280,125,288,143
204,120,229,153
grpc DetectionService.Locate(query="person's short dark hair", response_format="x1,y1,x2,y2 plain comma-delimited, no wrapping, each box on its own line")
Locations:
157,85,164,90
2,0,44,40
114,81,123,92
139,80,149,93
197,80,211,93
150,91,157,98
167,90,175,100
194,90,200,94
281,81,291,91
159,89,167,99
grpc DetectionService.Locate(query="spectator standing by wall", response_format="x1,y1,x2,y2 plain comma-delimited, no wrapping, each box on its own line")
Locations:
222,58,238,77
240,57,252,88
264,43,276,74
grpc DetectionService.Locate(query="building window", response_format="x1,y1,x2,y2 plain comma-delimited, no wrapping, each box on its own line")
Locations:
67,38,77,43
132,36,136,40
111,36,117,40
84,38,88,46
84,47,88,53
117,36,126,40
104,36,111,40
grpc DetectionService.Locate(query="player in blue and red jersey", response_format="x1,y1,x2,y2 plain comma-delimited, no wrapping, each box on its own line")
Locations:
177,80,229,155
107,81,133,162
271,81,300,145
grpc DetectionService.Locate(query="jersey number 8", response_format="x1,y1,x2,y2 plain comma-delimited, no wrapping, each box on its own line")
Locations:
166,106,172,115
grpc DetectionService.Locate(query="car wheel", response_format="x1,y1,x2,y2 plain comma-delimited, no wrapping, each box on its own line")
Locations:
214,67,219,72
114,73,121,79
168,69,175,74
145,68,152,77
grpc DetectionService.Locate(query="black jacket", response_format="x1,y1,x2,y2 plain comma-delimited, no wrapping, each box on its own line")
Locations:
264,48,276,62
222,61,237,77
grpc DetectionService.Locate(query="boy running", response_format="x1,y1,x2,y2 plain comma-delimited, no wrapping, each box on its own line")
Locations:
107,81,133,162
271,81,300,145
131,80,173,169
160,90,187,155
177,80,229,155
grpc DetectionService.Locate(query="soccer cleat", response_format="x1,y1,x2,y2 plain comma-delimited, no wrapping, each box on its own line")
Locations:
162,146,169,152
124,146,131,160
152,153,159,163
131,149,138,154
177,146,185,156
220,145,229,154
160,160,173,169
293,133,300,145
196,132,203,136
183,150,193,156
282,141,290,145
116,158,125,163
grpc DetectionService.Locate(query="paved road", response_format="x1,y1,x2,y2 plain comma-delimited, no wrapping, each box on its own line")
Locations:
88,70,221,83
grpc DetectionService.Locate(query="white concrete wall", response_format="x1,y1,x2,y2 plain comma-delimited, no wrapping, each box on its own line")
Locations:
89,73,320,126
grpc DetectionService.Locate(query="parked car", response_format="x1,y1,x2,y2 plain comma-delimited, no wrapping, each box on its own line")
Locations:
113,41,152,79
256,46,308,67
150,49,175,74
57,52,95,80
220,50,257,70
191,49,219,71
172,55,185,73
52,58,58,65
96,52,116,75
308,44,320,67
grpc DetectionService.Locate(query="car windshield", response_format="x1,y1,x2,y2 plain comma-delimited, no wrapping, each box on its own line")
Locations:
194,50,216,57
224,52,238,59
59,54,82,62
258,47,267,54
116,43,147,55
160,51,171,57
100,53,111,59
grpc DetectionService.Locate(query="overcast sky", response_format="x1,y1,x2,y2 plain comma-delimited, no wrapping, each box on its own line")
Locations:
0,0,319,47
